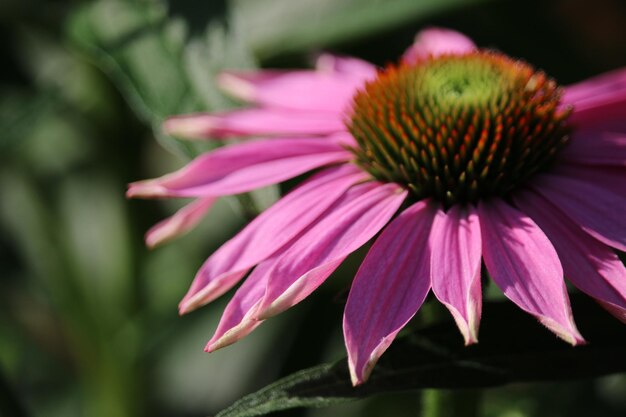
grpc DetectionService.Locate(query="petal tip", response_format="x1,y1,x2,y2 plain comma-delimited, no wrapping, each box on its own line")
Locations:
538,316,586,346
217,72,257,102
347,359,369,387
404,27,476,64
178,297,201,315
163,115,216,140
204,340,221,353
178,292,206,315
177,301,192,316
144,228,168,249
205,316,262,353
463,333,479,346
126,181,167,199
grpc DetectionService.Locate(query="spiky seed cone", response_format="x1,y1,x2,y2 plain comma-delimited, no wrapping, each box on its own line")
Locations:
347,51,571,206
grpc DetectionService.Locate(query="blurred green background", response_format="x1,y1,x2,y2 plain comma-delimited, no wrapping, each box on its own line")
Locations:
1,0,626,416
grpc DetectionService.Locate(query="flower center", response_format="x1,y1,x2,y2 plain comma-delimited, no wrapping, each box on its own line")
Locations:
347,51,571,205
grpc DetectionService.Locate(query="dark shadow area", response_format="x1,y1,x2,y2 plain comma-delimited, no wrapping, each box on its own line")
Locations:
166,0,228,35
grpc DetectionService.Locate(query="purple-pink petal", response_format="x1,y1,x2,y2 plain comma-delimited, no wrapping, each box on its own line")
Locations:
145,196,216,249
204,259,275,352
343,200,437,385
564,68,626,130
218,70,365,114
514,190,626,323
253,182,408,320
531,172,626,251
127,137,352,198
315,53,378,81
478,199,584,345
402,27,476,65
430,205,482,345
564,68,626,104
163,108,345,139
560,129,626,166
178,165,367,314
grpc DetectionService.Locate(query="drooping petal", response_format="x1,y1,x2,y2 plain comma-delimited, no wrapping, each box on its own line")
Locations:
402,27,476,65
560,130,626,166
478,199,584,345
217,70,365,114
315,53,378,81
204,259,275,352
145,196,216,249
430,205,482,345
178,165,367,314
531,172,626,251
254,182,408,320
564,68,626,130
163,108,345,139
343,200,437,385
127,137,352,198
514,190,626,323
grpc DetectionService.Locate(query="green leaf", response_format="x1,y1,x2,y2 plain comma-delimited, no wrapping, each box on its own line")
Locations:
217,297,626,417
67,0,275,214
0,88,57,152
67,1,255,155
233,0,491,59
68,0,201,157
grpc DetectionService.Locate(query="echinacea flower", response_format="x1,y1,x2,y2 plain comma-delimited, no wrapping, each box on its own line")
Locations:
128,28,626,385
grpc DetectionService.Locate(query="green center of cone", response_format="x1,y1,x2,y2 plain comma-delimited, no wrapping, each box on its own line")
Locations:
347,51,571,206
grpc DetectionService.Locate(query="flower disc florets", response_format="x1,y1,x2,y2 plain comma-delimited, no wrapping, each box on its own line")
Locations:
347,51,572,205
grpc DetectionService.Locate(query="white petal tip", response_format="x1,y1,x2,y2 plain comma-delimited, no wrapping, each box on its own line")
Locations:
217,72,257,102
539,316,586,346
348,361,365,387
205,317,261,353
315,54,335,73
254,300,284,321
459,322,480,346
126,182,167,199
463,335,479,346
567,333,587,346
163,116,215,140
178,295,205,315
177,304,192,316
204,341,222,353
144,230,170,249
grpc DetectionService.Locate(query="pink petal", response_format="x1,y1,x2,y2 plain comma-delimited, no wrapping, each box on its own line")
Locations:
560,130,626,166
127,138,352,198
564,68,626,130
315,53,378,81
478,199,584,345
254,182,408,320
514,190,626,323
343,200,437,385
217,70,365,114
144,196,216,249
531,172,626,251
204,259,275,352
178,165,367,314
162,108,345,139
402,27,476,65
430,205,482,345
564,68,626,108
551,163,625,187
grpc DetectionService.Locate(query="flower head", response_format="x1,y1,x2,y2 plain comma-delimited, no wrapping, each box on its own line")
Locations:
128,28,626,385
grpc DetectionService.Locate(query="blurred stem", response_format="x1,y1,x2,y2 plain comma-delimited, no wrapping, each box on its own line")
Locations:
235,193,261,219
422,389,482,417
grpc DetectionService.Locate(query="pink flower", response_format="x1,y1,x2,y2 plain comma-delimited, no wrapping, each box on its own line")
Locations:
128,28,626,385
